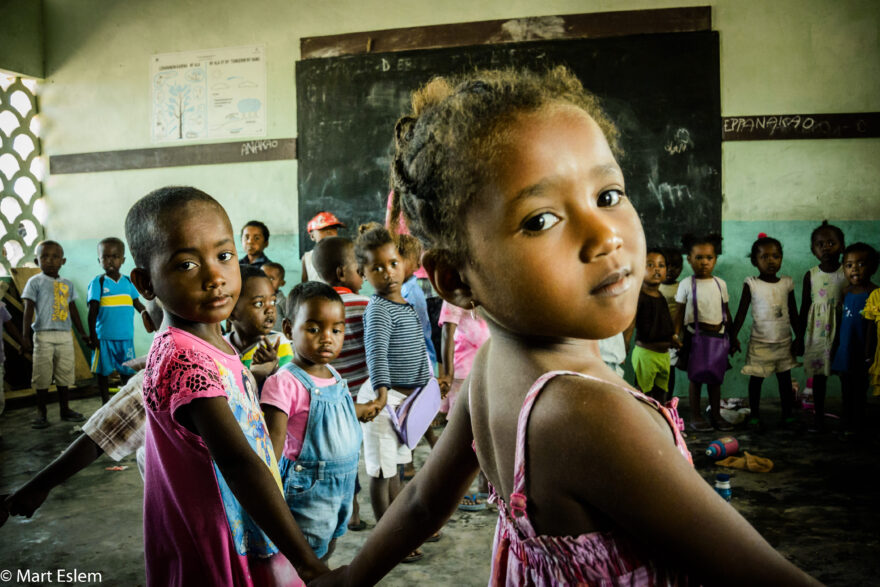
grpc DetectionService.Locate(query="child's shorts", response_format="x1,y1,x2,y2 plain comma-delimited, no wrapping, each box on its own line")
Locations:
632,345,671,392
279,452,359,559
357,379,411,478
31,330,76,389
741,339,799,378
91,339,137,377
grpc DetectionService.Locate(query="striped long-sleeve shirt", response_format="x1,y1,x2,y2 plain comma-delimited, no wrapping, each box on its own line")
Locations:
332,287,370,397
364,294,431,391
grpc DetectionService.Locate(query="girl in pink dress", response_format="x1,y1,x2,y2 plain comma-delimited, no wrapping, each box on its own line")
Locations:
313,68,817,586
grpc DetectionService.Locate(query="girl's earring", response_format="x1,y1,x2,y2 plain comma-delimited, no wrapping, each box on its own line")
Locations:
469,300,477,321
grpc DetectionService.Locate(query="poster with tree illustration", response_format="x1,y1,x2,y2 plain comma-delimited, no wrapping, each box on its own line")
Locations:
151,45,266,142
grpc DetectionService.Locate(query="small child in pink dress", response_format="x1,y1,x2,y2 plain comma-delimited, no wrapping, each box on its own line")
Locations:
126,187,327,586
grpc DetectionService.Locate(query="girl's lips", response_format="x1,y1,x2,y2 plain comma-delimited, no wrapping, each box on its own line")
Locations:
205,295,232,308
591,270,633,297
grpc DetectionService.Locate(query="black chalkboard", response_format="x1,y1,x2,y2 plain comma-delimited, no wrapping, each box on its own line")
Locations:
296,31,720,254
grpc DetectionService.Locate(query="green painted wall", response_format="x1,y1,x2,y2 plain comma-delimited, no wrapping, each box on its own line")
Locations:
24,0,880,399
0,0,43,78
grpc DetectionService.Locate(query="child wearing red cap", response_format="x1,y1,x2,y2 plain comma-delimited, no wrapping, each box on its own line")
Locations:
301,212,345,283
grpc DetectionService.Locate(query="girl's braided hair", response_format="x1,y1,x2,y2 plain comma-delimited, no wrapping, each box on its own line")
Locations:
389,66,621,265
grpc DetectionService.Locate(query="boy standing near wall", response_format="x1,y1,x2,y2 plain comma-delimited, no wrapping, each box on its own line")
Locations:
21,240,89,428
87,237,146,404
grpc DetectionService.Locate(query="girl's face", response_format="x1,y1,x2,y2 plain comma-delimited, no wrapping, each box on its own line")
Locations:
241,226,267,258
755,243,782,277
310,226,339,243
687,243,717,278
146,202,241,326
286,297,345,366
664,258,683,284
843,251,871,286
460,104,645,339
363,242,405,297
340,251,364,293
644,253,667,286
230,276,277,338
811,228,843,264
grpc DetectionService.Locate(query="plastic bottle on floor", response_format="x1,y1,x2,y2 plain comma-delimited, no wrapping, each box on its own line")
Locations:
714,473,732,501
706,436,739,459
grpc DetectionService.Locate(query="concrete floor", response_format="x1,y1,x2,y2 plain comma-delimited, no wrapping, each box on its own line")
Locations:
1,391,878,586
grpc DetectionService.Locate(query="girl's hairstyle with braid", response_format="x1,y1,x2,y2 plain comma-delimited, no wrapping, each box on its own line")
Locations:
389,66,621,265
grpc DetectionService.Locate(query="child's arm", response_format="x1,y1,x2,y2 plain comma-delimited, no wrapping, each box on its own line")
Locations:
87,300,100,349
729,282,751,354
674,301,686,340
179,397,328,581
2,316,23,346
21,299,35,354
69,300,88,341
787,289,799,355
622,316,636,352
796,271,812,356
437,322,457,395
300,257,309,283
132,298,146,315
311,381,481,586
2,434,103,525
261,404,289,462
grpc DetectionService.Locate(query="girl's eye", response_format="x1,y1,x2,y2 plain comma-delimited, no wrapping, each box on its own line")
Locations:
218,252,234,262
522,212,560,233
254,301,264,308
269,299,276,306
597,189,624,208
178,261,196,271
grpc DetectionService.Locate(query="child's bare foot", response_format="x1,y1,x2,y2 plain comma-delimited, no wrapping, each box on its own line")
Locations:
347,519,367,531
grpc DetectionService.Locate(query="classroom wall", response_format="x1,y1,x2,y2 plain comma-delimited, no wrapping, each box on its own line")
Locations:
29,0,880,398
0,0,43,78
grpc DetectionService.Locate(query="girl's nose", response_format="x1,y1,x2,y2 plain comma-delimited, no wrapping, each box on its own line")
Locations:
203,262,226,288
577,210,623,263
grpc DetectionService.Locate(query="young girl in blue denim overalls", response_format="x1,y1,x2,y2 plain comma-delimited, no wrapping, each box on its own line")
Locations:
261,282,378,561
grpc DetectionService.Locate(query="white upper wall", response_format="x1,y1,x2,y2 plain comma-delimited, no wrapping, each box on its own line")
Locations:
38,0,880,242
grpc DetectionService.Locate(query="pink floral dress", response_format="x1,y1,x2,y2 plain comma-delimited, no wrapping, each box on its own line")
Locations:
803,266,847,377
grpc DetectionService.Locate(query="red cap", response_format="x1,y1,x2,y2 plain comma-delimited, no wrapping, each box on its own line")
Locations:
307,211,345,232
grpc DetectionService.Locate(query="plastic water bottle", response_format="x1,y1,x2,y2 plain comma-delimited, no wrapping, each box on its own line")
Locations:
714,473,732,501
706,436,739,460
802,377,814,411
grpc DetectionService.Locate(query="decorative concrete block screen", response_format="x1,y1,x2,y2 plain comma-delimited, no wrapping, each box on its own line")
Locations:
0,76,44,276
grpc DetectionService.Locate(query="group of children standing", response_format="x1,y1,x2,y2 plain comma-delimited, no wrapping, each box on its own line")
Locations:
631,224,879,439
4,65,868,585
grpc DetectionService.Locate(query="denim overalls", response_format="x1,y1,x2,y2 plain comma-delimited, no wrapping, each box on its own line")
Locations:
276,363,362,558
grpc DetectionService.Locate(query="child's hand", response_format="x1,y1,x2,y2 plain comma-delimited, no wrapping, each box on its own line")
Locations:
671,335,683,349
356,401,381,422
729,338,741,356
437,374,452,398
21,338,33,355
5,486,49,520
88,334,99,350
307,565,349,586
253,337,280,365
793,338,804,357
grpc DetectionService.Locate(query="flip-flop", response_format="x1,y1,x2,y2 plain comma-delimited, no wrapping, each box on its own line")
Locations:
688,421,713,432
425,530,442,542
458,494,487,511
31,416,50,429
402,549,423,563
347,520,367,531
60,410,85,423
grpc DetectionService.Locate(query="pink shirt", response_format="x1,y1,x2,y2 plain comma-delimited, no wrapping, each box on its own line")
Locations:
438,301,490,379
261,369,336,461
142,327,300,587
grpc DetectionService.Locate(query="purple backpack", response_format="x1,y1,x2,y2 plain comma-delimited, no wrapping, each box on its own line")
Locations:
386,378,442,450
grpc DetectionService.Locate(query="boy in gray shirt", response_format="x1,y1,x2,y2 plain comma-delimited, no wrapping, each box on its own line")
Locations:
21,240,88,428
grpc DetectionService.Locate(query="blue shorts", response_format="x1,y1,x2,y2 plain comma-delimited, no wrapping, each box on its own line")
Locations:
279,453,358,559
91,339,136,377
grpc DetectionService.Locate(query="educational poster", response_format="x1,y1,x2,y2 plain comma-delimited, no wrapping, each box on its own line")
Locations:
151,45,266,142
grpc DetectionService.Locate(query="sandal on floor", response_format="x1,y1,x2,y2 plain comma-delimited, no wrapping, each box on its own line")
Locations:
713,419,734,432
425,530,442,542
402,549,423,563
688,420,713,432
31,416,50,429
347,520,367,531
458,493,487,511
60,410,85,422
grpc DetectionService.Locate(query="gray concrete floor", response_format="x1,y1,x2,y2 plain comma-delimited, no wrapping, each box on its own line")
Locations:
1,391,878,586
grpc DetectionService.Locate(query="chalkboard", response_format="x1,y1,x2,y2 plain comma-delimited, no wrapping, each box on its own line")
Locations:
296,31,720,254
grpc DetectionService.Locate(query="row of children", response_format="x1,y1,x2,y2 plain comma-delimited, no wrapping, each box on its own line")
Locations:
631,225,878,438
5,66,825,585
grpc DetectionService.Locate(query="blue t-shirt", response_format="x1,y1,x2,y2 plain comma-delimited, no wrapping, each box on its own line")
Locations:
87,274,140,340
21,273,78,332
400,276,437,364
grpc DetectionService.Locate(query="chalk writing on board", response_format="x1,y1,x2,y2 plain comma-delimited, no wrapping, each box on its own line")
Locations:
722,113,879,141
664,128,693,155
647,179,693,212
240,140,279,156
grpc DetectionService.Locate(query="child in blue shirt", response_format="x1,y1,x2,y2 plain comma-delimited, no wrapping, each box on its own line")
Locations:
87,237,147,404
21,240,89,428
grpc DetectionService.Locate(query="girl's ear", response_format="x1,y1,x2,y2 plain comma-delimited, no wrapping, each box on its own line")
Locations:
282,318,293,340
130,268,156,300
422,249,473,309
